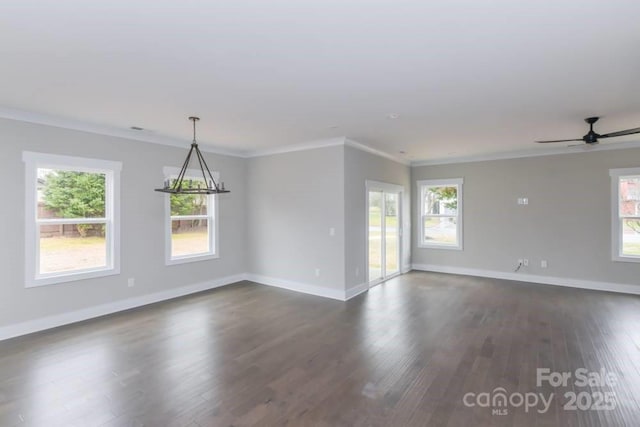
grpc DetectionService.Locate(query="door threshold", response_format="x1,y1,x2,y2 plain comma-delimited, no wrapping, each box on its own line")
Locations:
368,271,403,289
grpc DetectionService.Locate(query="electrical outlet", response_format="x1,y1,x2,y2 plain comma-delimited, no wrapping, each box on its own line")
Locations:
523,259,529,267
541,260,548,268
315,268,320,277
355,267,360,277
518,258,523,265
127,278,135,287
329,227,335,236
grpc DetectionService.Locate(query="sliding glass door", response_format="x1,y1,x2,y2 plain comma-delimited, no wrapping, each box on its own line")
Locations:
384,192,400,277
368,190,384,282
367,181,403,286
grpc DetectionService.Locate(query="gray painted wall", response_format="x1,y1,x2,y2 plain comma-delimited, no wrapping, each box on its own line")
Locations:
246,144,411,293
412,148,640,286
0,118,247,327
246,146,346,290
4,114,639,330
344,145,411,289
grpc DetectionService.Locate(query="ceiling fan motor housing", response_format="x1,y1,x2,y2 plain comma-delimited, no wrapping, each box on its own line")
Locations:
583,117,599,144
584,131,599,144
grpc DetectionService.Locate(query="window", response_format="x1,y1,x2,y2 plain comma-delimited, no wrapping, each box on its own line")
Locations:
164,167,219,265
610,168,640,262
23,152,121,287
418,178,463,250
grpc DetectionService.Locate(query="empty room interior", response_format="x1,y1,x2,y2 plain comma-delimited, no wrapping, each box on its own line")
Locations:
1,1,640,426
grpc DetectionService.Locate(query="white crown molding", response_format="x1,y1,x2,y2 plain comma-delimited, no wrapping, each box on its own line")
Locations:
245,137,347,158
244,136,411,166
0,273,245,341
0,106,245,158
344,138,411,165
0,107,392,162
4,106,640,166
411,264,640,296
411,140,640,167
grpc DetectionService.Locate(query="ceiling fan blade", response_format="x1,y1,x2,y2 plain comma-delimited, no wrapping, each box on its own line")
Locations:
599,127,640,138
535,139,583,143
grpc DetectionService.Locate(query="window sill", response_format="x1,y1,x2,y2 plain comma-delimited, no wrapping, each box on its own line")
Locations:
26,267,119,288
418,243,463,251
166,253,219,266
612,255,640,264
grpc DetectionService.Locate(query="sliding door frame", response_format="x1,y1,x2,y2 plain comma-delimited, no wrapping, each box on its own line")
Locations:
365,180,404,288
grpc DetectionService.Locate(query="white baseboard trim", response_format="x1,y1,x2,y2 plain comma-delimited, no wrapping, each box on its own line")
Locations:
244,273,346,301
0,273,245,341
411,264,640,296
345,282,369,300
1,271,398,341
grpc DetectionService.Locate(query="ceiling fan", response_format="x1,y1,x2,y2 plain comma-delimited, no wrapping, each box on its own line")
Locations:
535,117,640,145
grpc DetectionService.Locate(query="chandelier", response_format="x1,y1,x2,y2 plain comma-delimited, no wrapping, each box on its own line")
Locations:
155,116,230,194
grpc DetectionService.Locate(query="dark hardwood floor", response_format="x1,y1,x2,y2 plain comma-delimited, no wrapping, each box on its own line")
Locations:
1,272,640,426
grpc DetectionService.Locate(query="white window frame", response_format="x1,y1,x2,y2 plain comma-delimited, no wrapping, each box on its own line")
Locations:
610,167,640,263
417,178,463,250
164,167,219,265
23,151,121,287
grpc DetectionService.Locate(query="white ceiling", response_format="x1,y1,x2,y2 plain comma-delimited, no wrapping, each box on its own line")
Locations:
2,0,640,161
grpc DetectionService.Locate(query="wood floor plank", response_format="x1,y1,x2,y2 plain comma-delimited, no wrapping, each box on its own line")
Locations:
1,273,640,426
